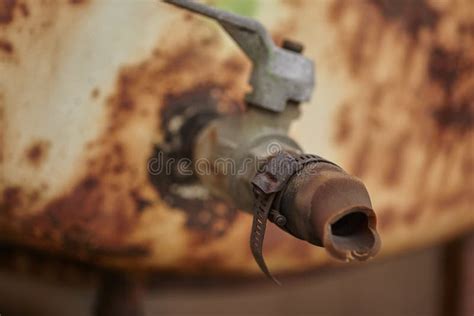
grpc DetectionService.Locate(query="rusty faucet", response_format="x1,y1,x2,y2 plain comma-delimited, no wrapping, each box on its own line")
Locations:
164,0,381,283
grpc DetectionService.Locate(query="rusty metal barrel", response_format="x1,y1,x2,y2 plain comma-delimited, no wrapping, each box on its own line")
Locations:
0,0,472,278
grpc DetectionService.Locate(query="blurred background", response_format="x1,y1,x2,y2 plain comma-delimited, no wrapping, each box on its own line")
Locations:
0,235,473,315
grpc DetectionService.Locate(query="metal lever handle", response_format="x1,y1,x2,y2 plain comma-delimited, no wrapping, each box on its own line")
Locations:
164,0,273,60
163,0,315,112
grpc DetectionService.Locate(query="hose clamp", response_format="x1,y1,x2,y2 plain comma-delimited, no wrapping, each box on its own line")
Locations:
250,152,336,284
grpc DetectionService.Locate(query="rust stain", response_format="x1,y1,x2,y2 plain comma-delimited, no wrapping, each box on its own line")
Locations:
24,175,149,257
432,101,474,135
0,184,42,217
330,0,474,226
368,0,440,39
428,46,474,135
459,22,474,35
21,94,151,256
0,0,16,25
18,1,28,17
104,22,246,239
0,0,29,25
19,50,158,257
327,1,379,78
25,140,50,168
19,18,249,259
428,46,463,94
130,190,151,213
0,39,13,54
69,0,88,5
149,81,243,237
328,0,442,77
1,186,22,215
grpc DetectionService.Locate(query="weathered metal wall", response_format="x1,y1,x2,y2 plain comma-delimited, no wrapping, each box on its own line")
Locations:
0,0,473,275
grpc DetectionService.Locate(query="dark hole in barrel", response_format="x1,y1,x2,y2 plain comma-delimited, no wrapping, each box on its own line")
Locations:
330,211,375,256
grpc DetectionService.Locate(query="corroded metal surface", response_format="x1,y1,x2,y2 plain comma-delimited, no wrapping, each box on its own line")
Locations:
249,153,381,282
280,162,380,261
0,0,473,275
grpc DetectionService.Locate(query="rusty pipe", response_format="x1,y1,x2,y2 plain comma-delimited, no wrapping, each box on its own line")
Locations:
278,162,380,261
193,107,381,262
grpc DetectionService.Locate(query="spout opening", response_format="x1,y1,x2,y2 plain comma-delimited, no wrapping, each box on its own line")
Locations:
326,208,380,261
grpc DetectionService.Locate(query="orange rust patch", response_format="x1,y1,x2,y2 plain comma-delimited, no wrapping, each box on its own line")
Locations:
24,176,149,257
18,1,28,17
428,46,474,135
149,84,240,236
1,186,22,215
330,0,474,221
149,83,242,237
104,20,248,238
0,0,28,25
25,140,50,168
367,0,440,39
0,39,13,54
1,186,42,217
0,0,16,24
129,190,151,213
19,18,249,259
69,0,88,5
